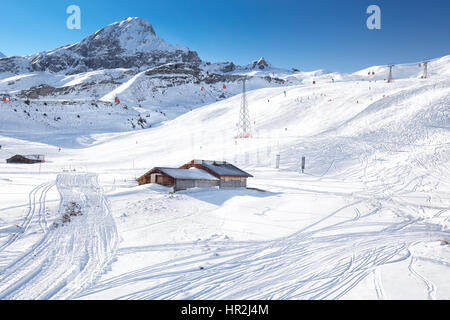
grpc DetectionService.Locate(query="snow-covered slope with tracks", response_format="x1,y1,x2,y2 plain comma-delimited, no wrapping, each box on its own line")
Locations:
0,173,118,299
0,52,449,300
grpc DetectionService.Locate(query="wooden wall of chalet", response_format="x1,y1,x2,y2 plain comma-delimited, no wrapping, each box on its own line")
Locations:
155,174,175,186
174,179,219,192
219,176,247,188
138,170,175,186
137,175,149,185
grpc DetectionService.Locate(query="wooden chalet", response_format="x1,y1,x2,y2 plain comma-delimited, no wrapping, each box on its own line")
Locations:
6,155,45,164
137,167,220,192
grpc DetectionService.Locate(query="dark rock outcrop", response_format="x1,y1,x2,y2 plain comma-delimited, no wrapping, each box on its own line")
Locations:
0,17,202,75
252,57,270,70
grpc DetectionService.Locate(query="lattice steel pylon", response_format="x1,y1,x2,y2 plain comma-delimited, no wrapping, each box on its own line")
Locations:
236,78,252,139
419,61,430,79
387,65,394,83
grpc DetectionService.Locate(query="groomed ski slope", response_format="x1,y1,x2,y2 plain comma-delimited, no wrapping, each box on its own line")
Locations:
0,58,449,299
0,173,118,299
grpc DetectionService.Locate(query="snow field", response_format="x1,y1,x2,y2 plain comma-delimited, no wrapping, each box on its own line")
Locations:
0,173,118,299
0,60,449,299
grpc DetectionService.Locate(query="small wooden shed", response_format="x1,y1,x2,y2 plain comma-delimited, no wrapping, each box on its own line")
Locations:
137,167,220,192
6,155,45,164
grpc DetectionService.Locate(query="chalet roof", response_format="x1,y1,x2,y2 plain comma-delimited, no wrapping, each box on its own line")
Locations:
195,160,253,178
7,155,44,162
156,167,219,181
23,155,43,161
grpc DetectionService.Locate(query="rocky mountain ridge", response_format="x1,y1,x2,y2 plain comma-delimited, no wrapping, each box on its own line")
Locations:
1,18,203,75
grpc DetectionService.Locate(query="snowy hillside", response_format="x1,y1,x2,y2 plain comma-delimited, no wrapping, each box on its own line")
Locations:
0,50,449,299
1,53,448,147
1,17,448,144
0,52,5,58
0,18,299,138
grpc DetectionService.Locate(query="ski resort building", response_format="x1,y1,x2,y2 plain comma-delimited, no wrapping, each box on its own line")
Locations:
137,167,220,192
6,155,45,164
180,160,253,188
137,160,253,191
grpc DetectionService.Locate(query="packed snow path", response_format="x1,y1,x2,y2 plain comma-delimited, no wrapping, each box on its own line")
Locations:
0,173,118,300
0,181,55,254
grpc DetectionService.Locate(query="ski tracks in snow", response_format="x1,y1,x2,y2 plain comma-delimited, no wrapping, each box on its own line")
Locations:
0,181,55,253
408,254,436,300
373,269,385,300
80,198,447,300
0,173,118,300
79,138,450,300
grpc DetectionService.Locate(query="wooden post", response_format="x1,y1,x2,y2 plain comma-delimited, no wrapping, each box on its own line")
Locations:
301,156,306,173
276,154,280,169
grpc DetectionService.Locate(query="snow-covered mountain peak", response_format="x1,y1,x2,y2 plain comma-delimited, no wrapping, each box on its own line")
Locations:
252,57,271,69
79,17,186,55
117,17,156,35
0,17,201,74
0,52,5,58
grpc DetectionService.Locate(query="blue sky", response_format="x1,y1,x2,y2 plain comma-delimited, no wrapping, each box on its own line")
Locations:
1,0,449,72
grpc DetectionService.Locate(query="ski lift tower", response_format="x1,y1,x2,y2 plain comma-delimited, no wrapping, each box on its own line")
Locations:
419,61,430,79
236,78,252,139
387,65,394,83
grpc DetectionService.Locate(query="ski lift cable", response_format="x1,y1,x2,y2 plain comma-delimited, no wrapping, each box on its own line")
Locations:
381,59,434,68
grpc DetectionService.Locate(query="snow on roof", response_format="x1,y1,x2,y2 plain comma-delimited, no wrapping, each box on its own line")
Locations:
156,167,219,181
197,160,253,178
